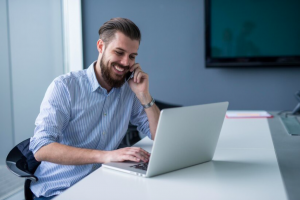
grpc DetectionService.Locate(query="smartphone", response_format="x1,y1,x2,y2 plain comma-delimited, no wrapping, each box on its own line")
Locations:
125,71,135,82
295,90,300,102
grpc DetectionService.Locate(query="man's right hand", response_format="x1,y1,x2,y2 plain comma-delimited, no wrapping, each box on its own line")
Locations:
34,143,150,165
103,147,150,163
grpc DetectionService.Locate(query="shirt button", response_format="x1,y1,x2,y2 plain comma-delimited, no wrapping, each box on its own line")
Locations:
103,132,105,135
104,113,107,116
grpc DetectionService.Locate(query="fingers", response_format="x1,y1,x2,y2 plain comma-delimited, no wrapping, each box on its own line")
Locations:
130,63,148,83
128,147,150,162
130,147,151,157
130,63,140,72
135,71,148,84
122,155,140,162
118,147,150,163
133,64,142,83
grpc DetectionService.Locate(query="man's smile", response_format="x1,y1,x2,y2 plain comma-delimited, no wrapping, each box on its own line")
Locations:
112,63,129,76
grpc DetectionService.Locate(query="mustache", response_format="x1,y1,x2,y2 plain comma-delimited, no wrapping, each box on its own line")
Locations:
112,62,130,70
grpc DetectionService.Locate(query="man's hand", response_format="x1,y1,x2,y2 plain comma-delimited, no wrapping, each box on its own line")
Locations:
34,142,150,165
103,147,150,163
128,63,160,140
128,63,151,104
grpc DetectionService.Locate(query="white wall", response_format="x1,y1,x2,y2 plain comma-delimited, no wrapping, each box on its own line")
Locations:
0,0,65,163
0,0,14,165
9,0,65,144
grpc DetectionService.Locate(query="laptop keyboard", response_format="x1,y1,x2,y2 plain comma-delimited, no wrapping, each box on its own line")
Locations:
130,163,148,171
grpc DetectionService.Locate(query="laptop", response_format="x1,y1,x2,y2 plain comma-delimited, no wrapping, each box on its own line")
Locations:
102,102,229,177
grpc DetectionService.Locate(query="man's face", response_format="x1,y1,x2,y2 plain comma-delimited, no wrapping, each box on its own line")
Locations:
99,31,139,88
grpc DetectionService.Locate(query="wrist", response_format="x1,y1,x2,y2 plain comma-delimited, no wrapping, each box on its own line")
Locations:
95,150,110,164
136,92,152,105
142,97,155,109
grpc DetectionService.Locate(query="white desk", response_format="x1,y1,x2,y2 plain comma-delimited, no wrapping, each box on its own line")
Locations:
55,118,287,200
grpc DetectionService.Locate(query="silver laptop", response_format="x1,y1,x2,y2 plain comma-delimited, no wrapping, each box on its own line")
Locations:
102,102,229,177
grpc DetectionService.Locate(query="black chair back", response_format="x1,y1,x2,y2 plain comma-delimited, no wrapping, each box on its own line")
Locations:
6,138,41,200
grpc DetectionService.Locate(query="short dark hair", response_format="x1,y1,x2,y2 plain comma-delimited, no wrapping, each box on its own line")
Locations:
98,18,141,45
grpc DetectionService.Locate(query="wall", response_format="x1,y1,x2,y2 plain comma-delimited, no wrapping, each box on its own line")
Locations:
0,0,64,164
9,0,64,144
0,0,14,165
82,0,300,111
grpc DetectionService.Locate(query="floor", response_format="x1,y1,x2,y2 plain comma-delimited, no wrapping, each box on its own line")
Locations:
4,190,23,200
0,165,24,200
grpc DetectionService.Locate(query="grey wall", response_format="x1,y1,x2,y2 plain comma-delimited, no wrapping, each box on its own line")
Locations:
8,0,64,144
0,0,64,164
0,0,14,165
82,0,300,110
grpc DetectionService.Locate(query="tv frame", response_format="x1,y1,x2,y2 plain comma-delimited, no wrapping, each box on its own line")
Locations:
205,0,300,68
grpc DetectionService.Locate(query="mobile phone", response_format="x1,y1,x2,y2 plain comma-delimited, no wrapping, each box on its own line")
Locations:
291,90,300,114
295,90,300,102
125,71,135,82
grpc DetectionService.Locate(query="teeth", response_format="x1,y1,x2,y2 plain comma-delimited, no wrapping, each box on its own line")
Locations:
115,65,124,72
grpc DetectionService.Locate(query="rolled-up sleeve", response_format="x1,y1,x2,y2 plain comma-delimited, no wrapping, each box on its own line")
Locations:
30,79,71,154
130,95,151,139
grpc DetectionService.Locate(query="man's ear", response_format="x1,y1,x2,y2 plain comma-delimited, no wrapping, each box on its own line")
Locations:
97,39,105,53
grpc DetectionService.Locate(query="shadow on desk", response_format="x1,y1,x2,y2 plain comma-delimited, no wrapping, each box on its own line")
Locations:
147,160,272,181
102,160,271,182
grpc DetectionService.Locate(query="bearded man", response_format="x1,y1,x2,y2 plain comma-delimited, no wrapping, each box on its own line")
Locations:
29,18,160,200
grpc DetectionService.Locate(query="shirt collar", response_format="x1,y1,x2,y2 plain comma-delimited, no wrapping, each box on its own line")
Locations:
87,61,101,92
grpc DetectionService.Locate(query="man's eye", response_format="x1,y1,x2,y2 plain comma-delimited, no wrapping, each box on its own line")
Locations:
115,51,123,55
129,56,135,60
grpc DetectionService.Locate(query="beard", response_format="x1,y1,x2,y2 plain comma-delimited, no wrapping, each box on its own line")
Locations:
100,51,129,88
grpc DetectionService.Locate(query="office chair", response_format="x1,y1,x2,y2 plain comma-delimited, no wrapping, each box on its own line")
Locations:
155,99,181,110
119,99,182,147
6,138,41,200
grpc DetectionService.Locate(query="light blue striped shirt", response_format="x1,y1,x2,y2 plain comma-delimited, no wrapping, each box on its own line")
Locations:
29,62,151,197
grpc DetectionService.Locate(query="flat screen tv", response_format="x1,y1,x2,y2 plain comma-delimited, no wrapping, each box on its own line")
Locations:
205,0,300,67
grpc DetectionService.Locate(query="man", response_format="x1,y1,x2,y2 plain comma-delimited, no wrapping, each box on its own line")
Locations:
29,18,160,199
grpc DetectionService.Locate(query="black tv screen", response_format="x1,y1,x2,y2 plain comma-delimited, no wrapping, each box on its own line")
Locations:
205,0,300,67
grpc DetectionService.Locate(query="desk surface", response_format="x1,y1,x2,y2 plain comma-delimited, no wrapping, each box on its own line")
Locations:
55,117,290,200
268,113,300,200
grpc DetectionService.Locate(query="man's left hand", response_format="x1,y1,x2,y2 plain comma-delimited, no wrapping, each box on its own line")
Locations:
128,63,151,104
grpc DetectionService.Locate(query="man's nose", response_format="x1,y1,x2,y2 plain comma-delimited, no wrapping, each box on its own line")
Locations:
120,56,130,67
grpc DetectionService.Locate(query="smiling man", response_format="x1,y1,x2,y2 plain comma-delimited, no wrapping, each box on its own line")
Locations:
29,18,160,200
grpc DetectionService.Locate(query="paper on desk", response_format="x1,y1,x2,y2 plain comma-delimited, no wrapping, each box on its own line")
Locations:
226,111,273,118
